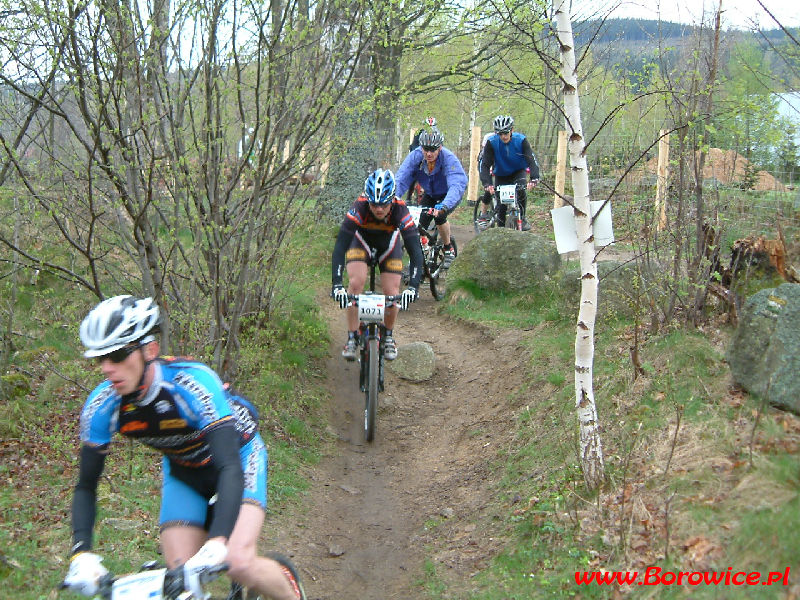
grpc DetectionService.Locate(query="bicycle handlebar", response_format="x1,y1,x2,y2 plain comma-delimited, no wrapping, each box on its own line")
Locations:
60,563,229,600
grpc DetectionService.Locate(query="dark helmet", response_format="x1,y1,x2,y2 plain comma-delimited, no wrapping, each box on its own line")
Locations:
364,168,396,205
493,114,514,133
79,295,161,358
418,129,444,149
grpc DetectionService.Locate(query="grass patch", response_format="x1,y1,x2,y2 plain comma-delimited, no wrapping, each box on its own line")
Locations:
418,278,800,599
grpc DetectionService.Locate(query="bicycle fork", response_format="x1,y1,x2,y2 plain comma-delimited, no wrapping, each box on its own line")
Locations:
359,324,385,392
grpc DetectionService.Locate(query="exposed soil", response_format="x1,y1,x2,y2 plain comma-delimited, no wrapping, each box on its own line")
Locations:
266,223,529,599
264,222,647,600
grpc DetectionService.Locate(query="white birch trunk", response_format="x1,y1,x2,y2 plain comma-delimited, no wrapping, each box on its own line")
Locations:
553,0,605,490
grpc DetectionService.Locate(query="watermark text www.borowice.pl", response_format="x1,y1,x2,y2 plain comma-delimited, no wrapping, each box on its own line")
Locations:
575,566,791,587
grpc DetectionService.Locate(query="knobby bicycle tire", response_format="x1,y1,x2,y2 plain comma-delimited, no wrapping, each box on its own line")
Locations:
473,197,496,234
364,337,379,442
429,236,457,301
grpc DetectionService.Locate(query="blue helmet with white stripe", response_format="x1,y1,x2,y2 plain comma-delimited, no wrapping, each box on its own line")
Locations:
364,169,396,205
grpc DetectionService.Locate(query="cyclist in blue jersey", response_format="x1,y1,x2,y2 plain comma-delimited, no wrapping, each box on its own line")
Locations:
478,114,541,231
63,296,306,600
331,169,422,361
394,129,467,269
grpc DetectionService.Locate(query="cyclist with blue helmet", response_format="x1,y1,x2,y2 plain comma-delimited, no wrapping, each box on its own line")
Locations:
394,129,467,269
331,168,423,361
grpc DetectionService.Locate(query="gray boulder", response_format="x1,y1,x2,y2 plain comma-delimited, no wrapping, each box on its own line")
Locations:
390,341,435,381
727,283,800,414
448,229,561,293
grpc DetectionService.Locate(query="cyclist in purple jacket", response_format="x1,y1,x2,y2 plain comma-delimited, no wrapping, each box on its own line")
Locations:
394,129,467,269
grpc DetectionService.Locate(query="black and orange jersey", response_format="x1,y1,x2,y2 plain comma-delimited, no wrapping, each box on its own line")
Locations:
332,195,423,288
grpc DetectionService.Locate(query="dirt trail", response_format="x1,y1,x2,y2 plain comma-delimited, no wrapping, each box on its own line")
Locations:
267,224,527,599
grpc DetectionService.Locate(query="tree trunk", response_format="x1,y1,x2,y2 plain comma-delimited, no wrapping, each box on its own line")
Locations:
553,0,605,490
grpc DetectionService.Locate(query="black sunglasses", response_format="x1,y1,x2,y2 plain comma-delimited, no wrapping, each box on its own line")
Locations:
421,145,440,152
497,130,512,135
97,344,140,364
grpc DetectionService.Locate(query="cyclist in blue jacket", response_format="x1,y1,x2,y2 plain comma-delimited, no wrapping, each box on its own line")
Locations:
478,114,540,230
64,296,306,600
394,129,467,269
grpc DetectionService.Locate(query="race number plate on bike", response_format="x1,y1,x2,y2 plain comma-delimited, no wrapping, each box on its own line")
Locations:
498,185,517,205
358,294,386,323
407,205,423,225
110,568,167,600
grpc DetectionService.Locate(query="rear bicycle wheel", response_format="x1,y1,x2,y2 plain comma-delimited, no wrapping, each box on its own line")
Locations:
429,236,457,301
473,197,494,234
364,337,379,442
473,197,482,234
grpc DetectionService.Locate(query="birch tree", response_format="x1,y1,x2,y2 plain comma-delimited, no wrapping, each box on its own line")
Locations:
553,0,605,490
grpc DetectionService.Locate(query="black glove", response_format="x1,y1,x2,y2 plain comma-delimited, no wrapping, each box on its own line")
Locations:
332,285,348,309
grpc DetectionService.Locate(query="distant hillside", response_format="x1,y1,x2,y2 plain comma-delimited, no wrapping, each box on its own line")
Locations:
574,18,694,46
573,18,800,88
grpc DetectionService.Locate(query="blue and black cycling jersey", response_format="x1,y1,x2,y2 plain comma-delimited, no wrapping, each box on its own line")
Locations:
71,356,259,553
479,132,540,184
79,356,258,466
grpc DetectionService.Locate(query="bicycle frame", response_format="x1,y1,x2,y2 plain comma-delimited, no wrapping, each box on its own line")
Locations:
407,205,456,301
346,254,401,442
497,184,522,230
473,182,526,232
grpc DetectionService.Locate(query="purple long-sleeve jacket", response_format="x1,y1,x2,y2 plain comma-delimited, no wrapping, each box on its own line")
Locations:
394,146,467,211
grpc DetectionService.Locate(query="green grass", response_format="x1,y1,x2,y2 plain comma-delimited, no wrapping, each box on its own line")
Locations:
423,275,799,599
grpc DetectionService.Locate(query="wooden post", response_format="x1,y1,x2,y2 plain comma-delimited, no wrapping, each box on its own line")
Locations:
554,129,568,208
408,128,416,150
468,126,481,204
283,139,291,163
320,139,331,188
655,129,670,231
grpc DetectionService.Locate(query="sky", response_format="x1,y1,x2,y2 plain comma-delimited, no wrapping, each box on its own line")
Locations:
571,0,800,30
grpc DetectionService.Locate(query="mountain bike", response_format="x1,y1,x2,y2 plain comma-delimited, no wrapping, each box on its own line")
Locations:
338,252,404,443
406,206,458,301
61,562,228,600
473,182,525,232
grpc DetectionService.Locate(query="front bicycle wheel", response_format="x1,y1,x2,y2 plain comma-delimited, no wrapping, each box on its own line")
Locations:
505,207,521,230
429,236,457,301
364,336,379,442
473,197,482,234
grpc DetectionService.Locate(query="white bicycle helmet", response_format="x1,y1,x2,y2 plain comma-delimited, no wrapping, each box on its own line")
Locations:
493,114,514,133
80,295,161,358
